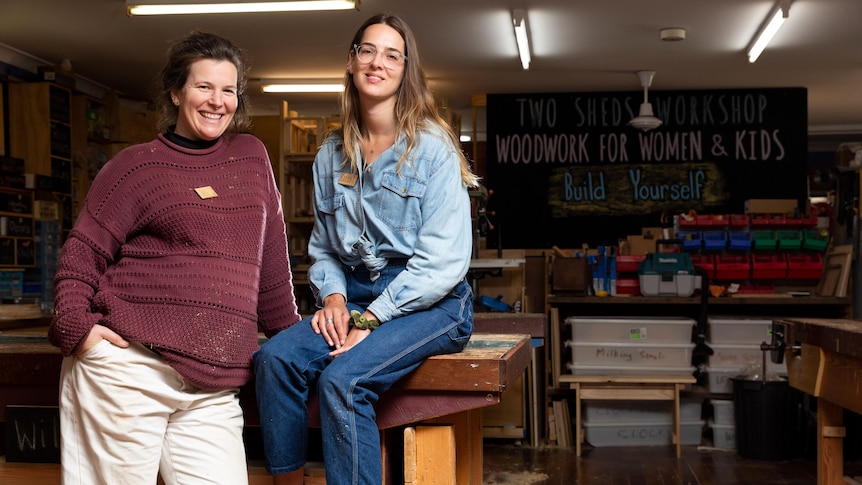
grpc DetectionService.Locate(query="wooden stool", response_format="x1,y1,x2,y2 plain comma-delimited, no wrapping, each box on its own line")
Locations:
559,374,696,458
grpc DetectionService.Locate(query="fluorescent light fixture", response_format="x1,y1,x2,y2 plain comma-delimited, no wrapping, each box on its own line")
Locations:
747,0,791,63
512,9,531,70
127,0,357,16
261,83,344,93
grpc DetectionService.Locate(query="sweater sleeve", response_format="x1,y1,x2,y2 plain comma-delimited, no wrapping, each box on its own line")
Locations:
47,150,138,355
48,209,122,355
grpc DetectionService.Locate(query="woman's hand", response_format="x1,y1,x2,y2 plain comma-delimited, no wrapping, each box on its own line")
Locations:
73,324,129,355
311,293,350,348
329,310,378,357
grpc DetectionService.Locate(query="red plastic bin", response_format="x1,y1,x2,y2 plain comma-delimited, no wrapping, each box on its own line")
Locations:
729,214,749,229
690,254,716,280
616,255,645,274
715,254,751,281
787,253,823,280
751,253,787,279
615,278,640,295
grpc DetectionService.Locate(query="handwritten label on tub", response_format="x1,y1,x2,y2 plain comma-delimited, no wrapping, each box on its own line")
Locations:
594,347,668,362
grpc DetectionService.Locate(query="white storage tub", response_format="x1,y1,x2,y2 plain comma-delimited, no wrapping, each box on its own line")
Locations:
583,399,702,424
583,419,704,447
705,366,785,394
705,366,740,394
566,340,696,367
564,316,696,344
709,343,787,374
568,363,697,377
709,420,736,450
710,399,734,426
707,316,775,344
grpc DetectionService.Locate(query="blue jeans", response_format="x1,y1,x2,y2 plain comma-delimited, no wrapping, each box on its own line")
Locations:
253,264,473,485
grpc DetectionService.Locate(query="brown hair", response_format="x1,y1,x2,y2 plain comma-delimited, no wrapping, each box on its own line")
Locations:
154,30,252,133
339,13,477,186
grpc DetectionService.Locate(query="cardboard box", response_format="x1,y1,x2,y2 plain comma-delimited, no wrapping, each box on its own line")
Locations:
626,235,655,256
744,199,798,215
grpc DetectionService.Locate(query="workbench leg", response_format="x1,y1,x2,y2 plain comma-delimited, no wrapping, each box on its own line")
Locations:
817,399,845,485
574,383,582,457
423,408,483,484
673,383,681,458
404,425,456,485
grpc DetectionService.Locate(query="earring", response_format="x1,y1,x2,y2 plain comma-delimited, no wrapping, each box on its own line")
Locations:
172,98,179,106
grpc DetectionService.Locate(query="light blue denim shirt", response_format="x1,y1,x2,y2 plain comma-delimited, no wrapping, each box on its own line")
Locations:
307,125,472,323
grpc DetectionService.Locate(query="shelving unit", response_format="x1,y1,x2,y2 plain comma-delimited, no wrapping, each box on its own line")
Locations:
5,82,71,268
276,101,340,314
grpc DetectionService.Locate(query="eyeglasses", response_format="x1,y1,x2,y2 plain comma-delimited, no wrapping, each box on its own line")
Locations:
353,43,406,67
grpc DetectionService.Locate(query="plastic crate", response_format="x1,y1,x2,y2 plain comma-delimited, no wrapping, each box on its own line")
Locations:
729,214,749,229
675,231,703,251
777,230,803,250
565,340,696,368
616,255,645,274
564,316,697,343
709,420,736,449
802,229,829,252
711,399,735,426
708,317,775,344
690,254,716,280
728,232,753,251
567,363,697,377
751,253,787,279
715,254,750,281
752,230,778,250
702,231,727,251
0,271,24,298
678,214,729,229
583,399,702,424
583,419,704,447
616,278,640,295
786,253,823,280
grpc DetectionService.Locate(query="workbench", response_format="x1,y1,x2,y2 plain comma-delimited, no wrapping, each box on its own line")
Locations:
773,317,862,485
0,327,531,484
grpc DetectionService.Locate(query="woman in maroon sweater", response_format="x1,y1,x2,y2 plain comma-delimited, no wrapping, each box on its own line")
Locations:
48,31,300,485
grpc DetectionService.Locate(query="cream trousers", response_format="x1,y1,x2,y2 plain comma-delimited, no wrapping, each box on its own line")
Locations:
58,340,249,485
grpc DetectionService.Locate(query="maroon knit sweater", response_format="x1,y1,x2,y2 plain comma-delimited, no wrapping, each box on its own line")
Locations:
49,133,301,390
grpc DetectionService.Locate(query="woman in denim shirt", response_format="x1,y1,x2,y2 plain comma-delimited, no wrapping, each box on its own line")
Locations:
254,12,478,485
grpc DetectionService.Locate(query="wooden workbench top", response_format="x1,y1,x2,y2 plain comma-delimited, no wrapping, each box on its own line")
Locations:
776,317,862,360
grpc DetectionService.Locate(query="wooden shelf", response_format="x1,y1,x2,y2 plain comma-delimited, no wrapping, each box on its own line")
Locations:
548,295,852,306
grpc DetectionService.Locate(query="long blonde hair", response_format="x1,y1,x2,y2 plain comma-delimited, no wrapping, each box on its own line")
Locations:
337,13,477,187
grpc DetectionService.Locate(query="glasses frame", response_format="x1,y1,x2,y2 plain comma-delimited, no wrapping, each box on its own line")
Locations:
352,43,407,68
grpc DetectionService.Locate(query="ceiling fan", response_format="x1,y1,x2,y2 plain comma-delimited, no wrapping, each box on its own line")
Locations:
628,70,663,132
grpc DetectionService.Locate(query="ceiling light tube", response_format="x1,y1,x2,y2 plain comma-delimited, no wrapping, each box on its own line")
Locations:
127,0,357,16
261,83,344,93
747,0,791,63
512,9,531,70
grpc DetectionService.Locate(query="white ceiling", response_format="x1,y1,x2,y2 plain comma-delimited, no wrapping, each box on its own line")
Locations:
2,0,861,143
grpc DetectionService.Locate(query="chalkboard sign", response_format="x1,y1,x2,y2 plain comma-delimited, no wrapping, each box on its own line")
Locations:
485,88,808,248
4,405,61,463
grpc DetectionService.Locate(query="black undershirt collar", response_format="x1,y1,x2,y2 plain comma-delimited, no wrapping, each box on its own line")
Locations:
165,125,219,150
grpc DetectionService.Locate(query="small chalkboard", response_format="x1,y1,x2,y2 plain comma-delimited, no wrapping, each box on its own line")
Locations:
4,405,61,463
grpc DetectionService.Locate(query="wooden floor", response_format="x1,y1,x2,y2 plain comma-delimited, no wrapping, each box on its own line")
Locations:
483,441,862,485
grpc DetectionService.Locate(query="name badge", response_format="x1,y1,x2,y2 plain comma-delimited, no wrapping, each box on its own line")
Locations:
338,172,358,187
194,186,219,199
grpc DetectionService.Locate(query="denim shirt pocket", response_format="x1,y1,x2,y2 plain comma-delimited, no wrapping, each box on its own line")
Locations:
377,171,425,231
319,191,346,236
